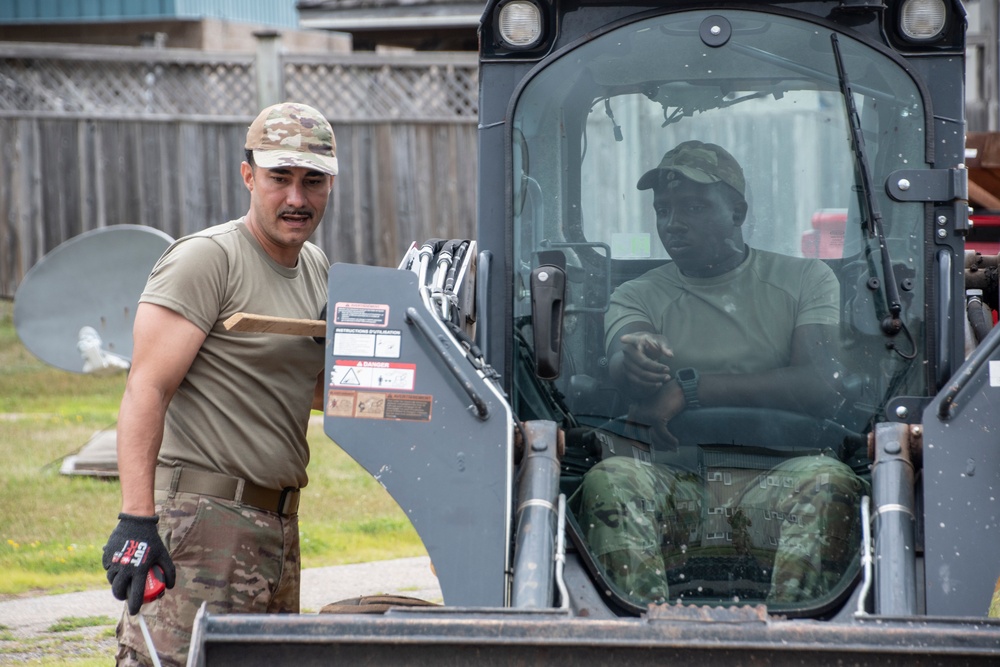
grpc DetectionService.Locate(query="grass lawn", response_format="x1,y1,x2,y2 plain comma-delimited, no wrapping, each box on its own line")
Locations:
0,297,426,599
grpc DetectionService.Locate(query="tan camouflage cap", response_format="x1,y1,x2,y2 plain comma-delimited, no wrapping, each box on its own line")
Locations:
245,102,338,176
637,140,744,196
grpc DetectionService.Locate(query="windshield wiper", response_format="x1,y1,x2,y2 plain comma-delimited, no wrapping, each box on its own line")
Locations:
831,33,904,339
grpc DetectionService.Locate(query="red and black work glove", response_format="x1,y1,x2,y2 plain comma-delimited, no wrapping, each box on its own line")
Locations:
102,513,176,615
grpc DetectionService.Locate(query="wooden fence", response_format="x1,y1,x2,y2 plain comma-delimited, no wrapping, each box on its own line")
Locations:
0,42,479,298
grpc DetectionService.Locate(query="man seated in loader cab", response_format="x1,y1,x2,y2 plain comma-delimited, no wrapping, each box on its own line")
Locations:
572,140,867,607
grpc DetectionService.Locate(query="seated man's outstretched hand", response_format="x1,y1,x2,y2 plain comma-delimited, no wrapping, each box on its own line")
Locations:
628,380,685,450
619,332,673,390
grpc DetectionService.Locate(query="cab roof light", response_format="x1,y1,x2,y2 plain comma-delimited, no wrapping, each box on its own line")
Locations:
498,0,543,49
899,0,948,41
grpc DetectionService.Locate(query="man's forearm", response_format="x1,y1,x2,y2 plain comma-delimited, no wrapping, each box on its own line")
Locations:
312,371,326,411
116,383,169,516
697,366,842,417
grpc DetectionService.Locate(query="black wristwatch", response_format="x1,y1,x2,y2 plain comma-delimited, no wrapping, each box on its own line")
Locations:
676,367,700,409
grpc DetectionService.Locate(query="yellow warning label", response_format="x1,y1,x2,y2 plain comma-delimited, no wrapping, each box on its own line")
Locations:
326,390,356,417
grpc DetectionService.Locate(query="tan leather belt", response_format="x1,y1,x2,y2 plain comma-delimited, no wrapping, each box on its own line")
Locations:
154,466,299,516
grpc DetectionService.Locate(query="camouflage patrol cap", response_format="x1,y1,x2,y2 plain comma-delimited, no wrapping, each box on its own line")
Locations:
637,140,744,197
245,102,338,176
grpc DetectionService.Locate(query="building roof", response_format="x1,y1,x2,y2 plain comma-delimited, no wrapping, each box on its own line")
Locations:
297,0,483,49
0,0,299,28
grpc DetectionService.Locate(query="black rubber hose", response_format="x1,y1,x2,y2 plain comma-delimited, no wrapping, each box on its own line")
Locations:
968,295,993,344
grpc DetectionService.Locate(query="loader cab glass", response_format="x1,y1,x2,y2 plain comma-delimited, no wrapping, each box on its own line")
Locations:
510,9,927,615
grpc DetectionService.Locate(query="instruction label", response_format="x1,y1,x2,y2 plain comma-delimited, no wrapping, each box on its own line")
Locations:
331,360,415,391
325,389,432,421
332,327,401,358
333,302,389,327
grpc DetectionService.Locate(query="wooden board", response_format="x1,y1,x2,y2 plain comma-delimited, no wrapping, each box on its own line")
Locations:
223,312,326,337
967,132,1000,209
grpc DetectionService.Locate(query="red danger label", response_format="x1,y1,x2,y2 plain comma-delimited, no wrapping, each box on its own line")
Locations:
330,360,416,391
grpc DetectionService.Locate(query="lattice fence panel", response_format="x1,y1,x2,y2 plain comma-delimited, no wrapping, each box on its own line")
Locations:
284,57,478,121
146,62,257,116
0,47,256,117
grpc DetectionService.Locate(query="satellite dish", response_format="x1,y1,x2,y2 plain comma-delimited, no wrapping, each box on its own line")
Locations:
13,225,173,374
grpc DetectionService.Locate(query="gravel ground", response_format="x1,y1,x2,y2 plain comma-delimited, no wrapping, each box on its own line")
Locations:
0,556,442,664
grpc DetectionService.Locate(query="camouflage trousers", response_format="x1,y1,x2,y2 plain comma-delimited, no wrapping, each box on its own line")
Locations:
115,490,301,667
571,453,867,605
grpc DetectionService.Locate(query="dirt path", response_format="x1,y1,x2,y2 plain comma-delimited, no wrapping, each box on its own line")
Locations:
0,556,441,664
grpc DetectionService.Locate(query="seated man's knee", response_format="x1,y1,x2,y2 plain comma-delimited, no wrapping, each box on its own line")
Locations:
764,454,866,524
777,454,864,491
578,456,674,501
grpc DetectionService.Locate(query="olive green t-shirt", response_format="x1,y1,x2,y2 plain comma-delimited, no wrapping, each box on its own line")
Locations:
141,219,329,490
605,248,840,375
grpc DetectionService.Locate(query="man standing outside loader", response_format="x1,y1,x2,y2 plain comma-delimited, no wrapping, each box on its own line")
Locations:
103,102,338,666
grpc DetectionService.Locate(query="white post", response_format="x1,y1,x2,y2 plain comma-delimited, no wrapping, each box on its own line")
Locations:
255,31,283,110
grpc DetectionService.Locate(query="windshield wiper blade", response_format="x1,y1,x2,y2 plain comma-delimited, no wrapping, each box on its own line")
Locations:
831,33,903,337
